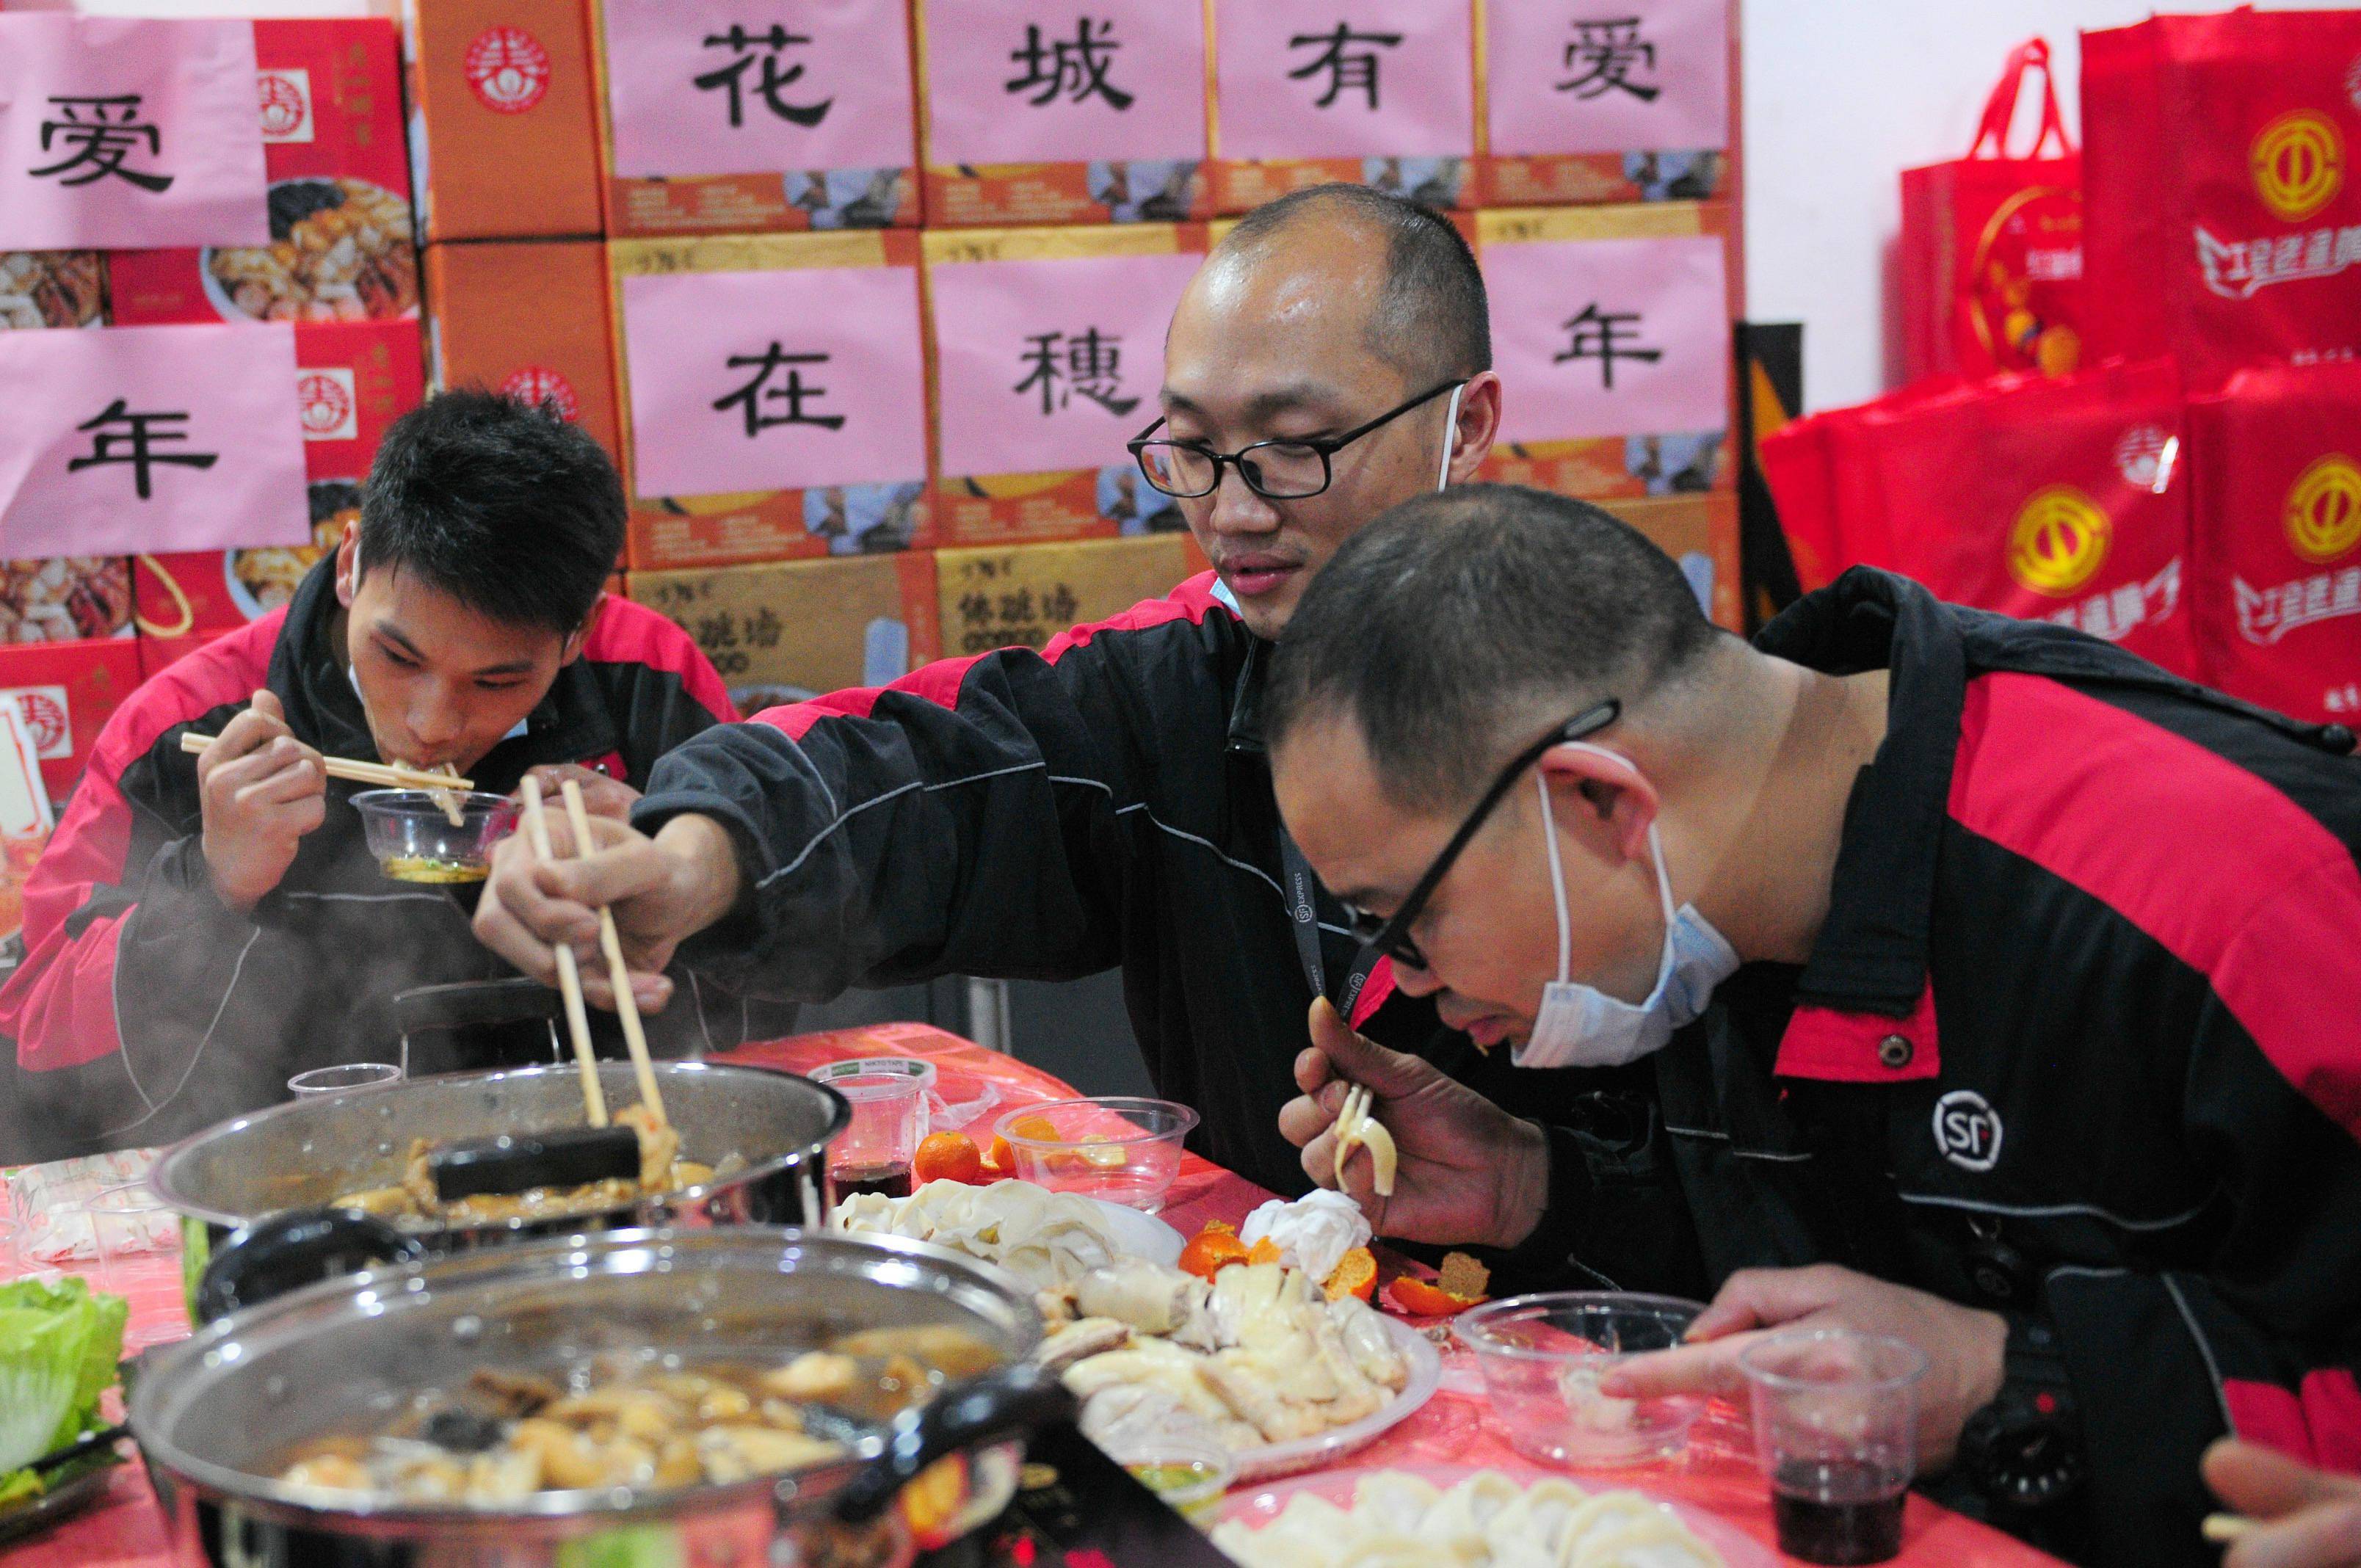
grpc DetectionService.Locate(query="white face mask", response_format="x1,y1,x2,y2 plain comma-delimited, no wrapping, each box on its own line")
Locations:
1515,745,1739,1070
1435,383,1463,493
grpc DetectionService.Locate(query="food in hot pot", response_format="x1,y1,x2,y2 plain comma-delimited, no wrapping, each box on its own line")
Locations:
330,1105,733,1227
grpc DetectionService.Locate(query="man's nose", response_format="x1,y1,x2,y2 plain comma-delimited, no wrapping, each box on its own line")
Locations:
1205,462,1281,536
1389,956,1442,998
407,686,464,747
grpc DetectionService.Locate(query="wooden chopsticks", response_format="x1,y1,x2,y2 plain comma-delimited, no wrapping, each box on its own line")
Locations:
518,774,608,1129
177,730,476,794
559,778,667,1129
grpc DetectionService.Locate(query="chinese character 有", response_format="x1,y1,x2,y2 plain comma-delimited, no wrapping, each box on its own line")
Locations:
694,25,833,129
30,95,175,192
1006,18,1134,110
65,401,218,499
712,344,847,437
1285,23,1405,112
1558,19,1660,103
1553,303,1664,389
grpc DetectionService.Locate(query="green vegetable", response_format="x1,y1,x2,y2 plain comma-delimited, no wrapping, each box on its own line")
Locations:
0,1277,127,1479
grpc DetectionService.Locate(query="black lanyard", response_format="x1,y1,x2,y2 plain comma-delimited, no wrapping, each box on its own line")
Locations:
1277,824,1385,1016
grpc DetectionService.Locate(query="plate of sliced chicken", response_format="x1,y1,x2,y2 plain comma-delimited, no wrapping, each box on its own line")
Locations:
1037,1255,1443,1482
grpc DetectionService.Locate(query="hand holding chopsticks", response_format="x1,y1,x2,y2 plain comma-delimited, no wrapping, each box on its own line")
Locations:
518,774,607,1129
559,778,667,1129
179,730,475,794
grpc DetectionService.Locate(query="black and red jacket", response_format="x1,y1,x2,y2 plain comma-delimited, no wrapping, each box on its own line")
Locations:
1506,568,2361,1566
0,559,755,1154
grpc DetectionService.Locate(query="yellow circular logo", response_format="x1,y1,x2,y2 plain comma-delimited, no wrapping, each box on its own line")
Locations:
2251,111,2346,222
2285,454,2361,563
2008,487,2113,597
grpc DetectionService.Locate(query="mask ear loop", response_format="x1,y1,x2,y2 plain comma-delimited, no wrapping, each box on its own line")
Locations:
1536,772,1573,984
1549,742,1682,986
1435,383,1465,492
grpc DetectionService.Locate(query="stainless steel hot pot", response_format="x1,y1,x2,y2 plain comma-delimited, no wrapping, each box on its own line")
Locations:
149,1059,850,1307
127,1227,1073,1568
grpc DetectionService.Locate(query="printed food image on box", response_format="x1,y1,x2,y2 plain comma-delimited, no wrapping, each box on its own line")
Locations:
629,551,940,707
926,225,1203,546
403,0,606,242
0,254,106,330
1473,203,1733,501
1595,491,1741,631
1208,0,1473,214
936,533,1195,656
108,18,416,325
609,230,934,571
0,561,133,646
1473,0,1730,208
425,239,623,463
0,637,144,803
917,0,1210,228
595,0,919,238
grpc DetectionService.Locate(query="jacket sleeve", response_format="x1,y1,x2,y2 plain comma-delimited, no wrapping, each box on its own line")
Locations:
2040,978,2361,1567
631,614,1191,1003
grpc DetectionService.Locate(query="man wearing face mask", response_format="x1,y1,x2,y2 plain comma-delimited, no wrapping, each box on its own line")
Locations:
1264,485,2361,1568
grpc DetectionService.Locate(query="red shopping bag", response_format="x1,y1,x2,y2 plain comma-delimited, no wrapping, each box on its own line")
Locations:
1899,40,2084,384
1758,376,1976,589
2081,8,2361,391
2188,361,2361,722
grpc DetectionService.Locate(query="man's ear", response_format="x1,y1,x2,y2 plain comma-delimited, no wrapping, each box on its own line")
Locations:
1446,371,1505,484
559,592,604,667
1536,744,1659,865
333,520,361,609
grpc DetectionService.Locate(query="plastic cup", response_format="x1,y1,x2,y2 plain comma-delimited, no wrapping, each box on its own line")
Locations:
288,1062,402,1097
1102,1432,1235,1527
1453,1291,1708,1467
830,1072,927,1201
1739,1329,1928,1565
808,1057,937,1139
80,1183,178,1351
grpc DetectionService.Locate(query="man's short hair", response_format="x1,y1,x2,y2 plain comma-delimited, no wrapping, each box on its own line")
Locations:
1265,484,1720,813
1217,184,1490,386
358,389,624,635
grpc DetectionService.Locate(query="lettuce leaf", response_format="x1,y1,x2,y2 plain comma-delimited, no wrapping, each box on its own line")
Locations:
0,1278,127,1475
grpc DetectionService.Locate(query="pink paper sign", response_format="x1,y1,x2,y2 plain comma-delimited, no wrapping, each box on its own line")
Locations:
924,0,1205,167
933,248,1202,477
1485,233,1729,443
0,322,307,556
603,0,916,180
1487,0,1730,158
1214,0,1473,162
0,15,269,252
620,264,928,498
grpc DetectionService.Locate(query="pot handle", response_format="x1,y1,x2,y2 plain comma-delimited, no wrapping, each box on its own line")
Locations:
830,1360,1078,1525
195,1205,427,1323
393,977,563,1036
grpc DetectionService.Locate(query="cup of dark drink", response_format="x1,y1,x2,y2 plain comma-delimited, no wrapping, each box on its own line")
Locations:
1739,1329,1929,1566
827,1072,926,1201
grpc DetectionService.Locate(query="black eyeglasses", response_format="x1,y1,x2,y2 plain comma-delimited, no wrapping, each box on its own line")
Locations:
1127,379,1465,501
1346,700,1623,973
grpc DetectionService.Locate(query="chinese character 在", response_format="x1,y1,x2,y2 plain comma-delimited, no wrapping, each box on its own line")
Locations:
1285,23,1405,112
29,96,175,192
64,401,217,500
1552,303,1664,389
1558,19,1661,103
712,344,848,437
1005,18,1134,111
1012,328,1141,418
694,25,833,129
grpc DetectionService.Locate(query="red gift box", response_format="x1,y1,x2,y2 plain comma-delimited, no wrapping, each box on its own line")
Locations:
0,638,145,804
108,19,416,327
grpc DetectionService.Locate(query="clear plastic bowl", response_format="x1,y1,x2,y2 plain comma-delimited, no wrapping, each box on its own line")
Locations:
1453,1291,1709,1468
351,789,518,885
1102,1432,1236,1525
992,1097,1198,1212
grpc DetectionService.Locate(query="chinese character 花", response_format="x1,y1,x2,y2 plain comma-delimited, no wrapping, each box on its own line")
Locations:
1553,303,1663,389
713,344,848,436
1286,23,1405,112
1558,19,1661,103
65,401,218,499
30,95,175,192
694,25,833,129
1006,18,1134,110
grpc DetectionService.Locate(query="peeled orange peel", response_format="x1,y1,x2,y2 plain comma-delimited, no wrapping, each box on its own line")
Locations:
1330,1083,1398,1197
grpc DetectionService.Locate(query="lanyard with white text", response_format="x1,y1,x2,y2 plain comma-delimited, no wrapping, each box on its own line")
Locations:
1277,823,1385,1016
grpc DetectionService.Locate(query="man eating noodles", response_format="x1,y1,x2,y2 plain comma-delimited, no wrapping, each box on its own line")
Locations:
1258,483,2361,1567
0,392,751,1155
470,185,1612,1199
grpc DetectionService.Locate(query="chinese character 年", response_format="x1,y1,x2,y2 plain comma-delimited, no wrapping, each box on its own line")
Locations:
1553,303,1663,389
65,400,217,499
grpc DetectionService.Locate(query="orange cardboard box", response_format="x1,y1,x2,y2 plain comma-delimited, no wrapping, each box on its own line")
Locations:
628,552,940,705
425,240,623,463
936,534,1196,657
402,0,606,242
0,639,145,803
1590,492,1742,631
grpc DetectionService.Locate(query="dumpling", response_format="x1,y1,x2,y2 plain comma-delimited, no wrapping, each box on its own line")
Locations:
1352,1472,1443,1536
1567,1519,1724,1568
1559,1494,1680,1564
1422,1470,1525,1542
1487,1477,1592,1558
1211,1520,1297,1568
1336,1538,1484,1568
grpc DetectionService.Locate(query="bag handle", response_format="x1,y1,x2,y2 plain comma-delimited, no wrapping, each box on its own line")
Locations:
1969,38,2073,161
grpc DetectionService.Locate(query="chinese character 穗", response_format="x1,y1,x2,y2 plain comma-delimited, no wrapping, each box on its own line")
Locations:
30,95,175,192
694,25,833,129
1286,23,1405,112
1558,18,1660,102
1553,303,1663,389
1012,328,1140,417
65,401,218,499
713,344,848,436
1005,18,1134,110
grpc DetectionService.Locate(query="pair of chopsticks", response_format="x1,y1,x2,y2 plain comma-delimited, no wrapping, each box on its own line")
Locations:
517,775,667,1133
1332,1084,1398,1197
178,730,475,795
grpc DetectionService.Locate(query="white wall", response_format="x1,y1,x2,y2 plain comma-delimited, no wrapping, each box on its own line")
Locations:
1741,0,2350,411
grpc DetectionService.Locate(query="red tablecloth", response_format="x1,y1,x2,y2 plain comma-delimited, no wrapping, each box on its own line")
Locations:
1,1024,2061,1568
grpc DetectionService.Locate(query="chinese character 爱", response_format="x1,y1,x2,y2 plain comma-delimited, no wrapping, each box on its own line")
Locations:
1006,18,1134,110
65,400,217,499
1553,303,1664,389
30,95,175,192
694,25,833,129
1013,328,1140,417
1285,23,1405,112
1558,19,1660,102
713,344,848,437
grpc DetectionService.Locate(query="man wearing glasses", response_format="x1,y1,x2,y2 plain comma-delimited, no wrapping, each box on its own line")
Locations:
1261,484,2361,1568
471,184,1559,1197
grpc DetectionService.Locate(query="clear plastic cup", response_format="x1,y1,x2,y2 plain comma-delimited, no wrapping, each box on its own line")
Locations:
1739,1329,1928,1566
808,1057,937,1139
1102,1432,1235,1527
1454,1291,1708,1467
829,1072,927,1202
993,1097,1197,1212
288,1062,402,1097
80,1183,179,1351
